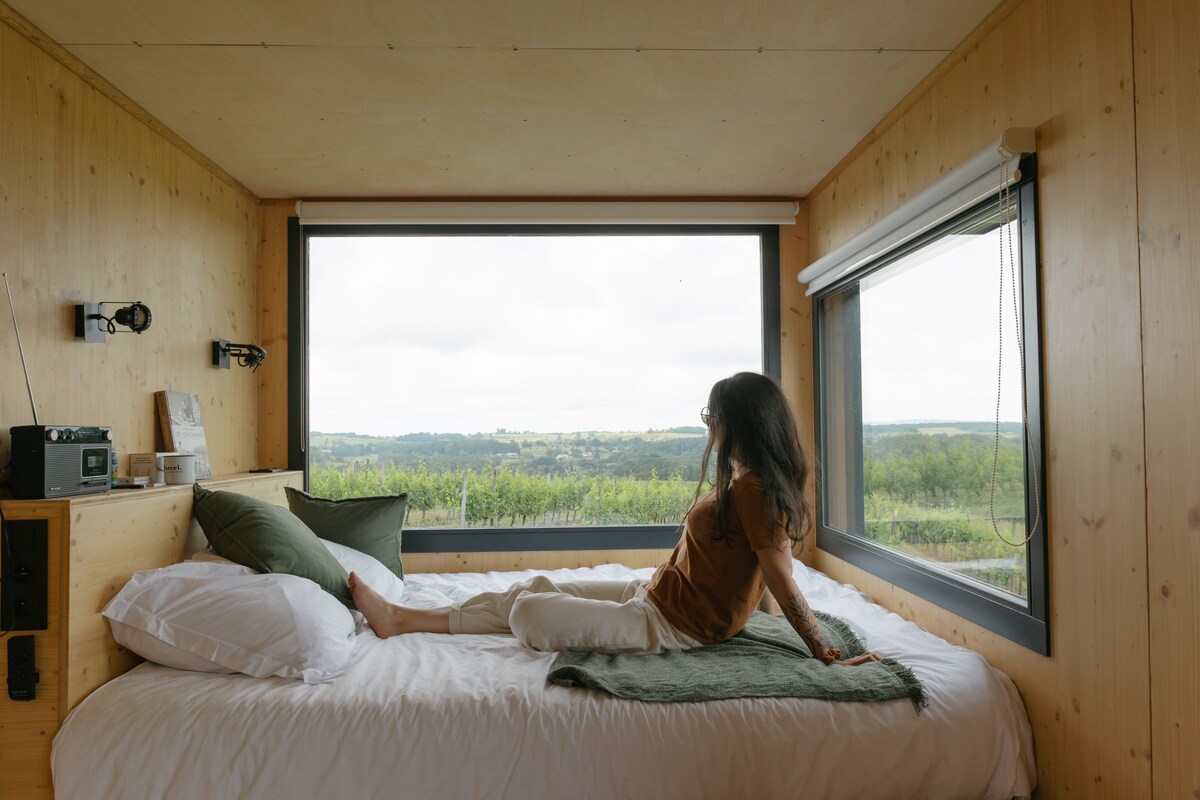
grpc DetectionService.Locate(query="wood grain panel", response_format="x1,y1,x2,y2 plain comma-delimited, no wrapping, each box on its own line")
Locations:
0,0,254,199
10,0,998,51
778,202,816,565
804,0,1027,202
0,0,1002,198
58,43,942,198
0,14,260,481
257,200,294,468
805,0,1152,796
0,502,68,800
1132,0,1200,797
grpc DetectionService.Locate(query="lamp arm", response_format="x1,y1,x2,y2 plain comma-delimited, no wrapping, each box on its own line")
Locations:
225,342,267,371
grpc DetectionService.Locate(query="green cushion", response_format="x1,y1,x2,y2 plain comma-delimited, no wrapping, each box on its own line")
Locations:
192,484,353,609
284,487,407,579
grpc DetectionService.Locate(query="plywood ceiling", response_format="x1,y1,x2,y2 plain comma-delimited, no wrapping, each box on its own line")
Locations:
8,0,1002,199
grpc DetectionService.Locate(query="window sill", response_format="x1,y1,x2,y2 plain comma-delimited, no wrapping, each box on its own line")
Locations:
817,526,1049,654
404,524,681,553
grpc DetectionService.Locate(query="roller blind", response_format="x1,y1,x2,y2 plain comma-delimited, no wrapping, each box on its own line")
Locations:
295,200,800,226
798,128,1036,296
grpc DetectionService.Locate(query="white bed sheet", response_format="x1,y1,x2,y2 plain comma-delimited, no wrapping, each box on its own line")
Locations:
52,561,1035,800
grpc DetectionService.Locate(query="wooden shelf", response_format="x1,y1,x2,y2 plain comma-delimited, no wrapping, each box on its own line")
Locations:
41,471,304,507
1,471,303,506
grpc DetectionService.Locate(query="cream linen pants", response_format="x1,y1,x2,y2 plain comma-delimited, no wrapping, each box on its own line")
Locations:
448,575,702,654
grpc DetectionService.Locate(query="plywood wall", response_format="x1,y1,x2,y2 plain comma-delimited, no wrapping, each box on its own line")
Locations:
0,501,68,800
1131,0,1200,796
0,14,261,477
257,199,293,468
778,200,815,564
804,0,1198,796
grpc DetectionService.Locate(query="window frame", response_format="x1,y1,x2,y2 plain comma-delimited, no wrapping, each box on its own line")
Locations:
812,156,1049,654
288,222,781,553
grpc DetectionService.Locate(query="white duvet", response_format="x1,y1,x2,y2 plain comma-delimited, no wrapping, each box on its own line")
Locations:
53,561,1035,800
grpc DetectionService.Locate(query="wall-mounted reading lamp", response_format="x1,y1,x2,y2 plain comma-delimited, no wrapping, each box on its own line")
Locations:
213,339,267,372
74,301,152,342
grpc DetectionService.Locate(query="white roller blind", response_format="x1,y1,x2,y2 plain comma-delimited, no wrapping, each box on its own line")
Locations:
295,200,800,226
798,128,1036,296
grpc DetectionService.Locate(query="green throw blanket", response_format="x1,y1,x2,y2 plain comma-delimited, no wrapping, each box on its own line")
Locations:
548,611,927,712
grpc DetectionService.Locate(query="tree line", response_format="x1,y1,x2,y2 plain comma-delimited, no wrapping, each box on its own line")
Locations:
311,431,708,481
864,429,1026,505
310,462,698,527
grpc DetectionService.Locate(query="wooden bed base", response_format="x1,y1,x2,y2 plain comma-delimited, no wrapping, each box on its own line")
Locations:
0,471,668,799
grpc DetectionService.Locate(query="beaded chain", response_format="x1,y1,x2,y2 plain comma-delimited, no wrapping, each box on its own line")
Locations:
989,157,1042,548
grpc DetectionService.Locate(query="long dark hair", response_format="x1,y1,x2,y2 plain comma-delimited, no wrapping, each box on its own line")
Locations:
693,372,812,546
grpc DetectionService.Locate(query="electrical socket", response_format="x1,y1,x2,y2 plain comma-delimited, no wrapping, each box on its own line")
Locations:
1,519,48,631
7,635,39,700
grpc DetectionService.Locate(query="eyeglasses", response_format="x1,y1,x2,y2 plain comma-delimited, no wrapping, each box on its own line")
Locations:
700,407,713,426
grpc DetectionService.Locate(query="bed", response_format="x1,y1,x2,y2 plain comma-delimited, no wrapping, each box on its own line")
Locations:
51,559,1035,800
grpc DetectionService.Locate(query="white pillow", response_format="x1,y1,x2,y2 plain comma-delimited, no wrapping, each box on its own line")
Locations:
103,561,357,684
191,540,404,604
320,539,405,604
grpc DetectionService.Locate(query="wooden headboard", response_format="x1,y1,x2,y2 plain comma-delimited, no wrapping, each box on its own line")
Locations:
0,471,302,800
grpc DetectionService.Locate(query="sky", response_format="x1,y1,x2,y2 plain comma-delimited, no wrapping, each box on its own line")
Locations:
858,222,1026,425
308,234,763,435
308,226,1027,436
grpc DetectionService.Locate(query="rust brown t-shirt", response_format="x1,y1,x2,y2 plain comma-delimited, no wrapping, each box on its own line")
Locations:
646,470,781,644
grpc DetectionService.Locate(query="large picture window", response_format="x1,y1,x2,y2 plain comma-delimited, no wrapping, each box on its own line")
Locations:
290,224,780,552
814,162,1048,653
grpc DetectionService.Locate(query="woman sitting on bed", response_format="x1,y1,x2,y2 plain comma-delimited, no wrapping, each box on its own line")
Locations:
351,371,879,667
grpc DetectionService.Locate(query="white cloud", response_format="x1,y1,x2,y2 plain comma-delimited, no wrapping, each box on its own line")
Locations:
309,234,762,434
859,228,1026,424
309,226,1028,435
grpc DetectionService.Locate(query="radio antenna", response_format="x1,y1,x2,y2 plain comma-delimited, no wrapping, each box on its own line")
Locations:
3,272,40,425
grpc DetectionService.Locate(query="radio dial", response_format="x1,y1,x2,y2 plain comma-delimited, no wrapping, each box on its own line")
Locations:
63,429,74,441
46,429,60,442
103,429,113,441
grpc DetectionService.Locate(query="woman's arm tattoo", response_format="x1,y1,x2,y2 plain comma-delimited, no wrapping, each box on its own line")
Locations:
782,589,826,650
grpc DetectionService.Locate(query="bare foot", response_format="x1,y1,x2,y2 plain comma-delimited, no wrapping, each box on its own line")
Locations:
348,571,405,639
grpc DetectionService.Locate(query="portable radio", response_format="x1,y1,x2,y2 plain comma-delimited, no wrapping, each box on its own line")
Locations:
9,425,113,499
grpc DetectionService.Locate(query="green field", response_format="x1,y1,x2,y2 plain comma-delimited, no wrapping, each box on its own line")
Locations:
314,422,1036,597
310,422,1032,596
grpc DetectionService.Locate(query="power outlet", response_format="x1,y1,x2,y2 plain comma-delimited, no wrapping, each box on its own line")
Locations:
7,635,39,701
1,519,48,631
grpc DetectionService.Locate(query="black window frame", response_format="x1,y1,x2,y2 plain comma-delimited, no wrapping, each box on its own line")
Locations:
813,155,1049,654
288,222,781,554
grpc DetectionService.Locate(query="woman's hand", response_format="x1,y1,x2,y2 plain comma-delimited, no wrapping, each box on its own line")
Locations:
755,546,883,668
813,645,883,666
812,645,842,665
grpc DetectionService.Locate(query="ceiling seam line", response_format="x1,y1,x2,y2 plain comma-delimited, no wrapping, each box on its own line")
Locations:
59,42,954,54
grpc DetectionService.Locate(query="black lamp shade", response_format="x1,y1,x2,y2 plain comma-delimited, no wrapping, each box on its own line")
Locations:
113,303,152,333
